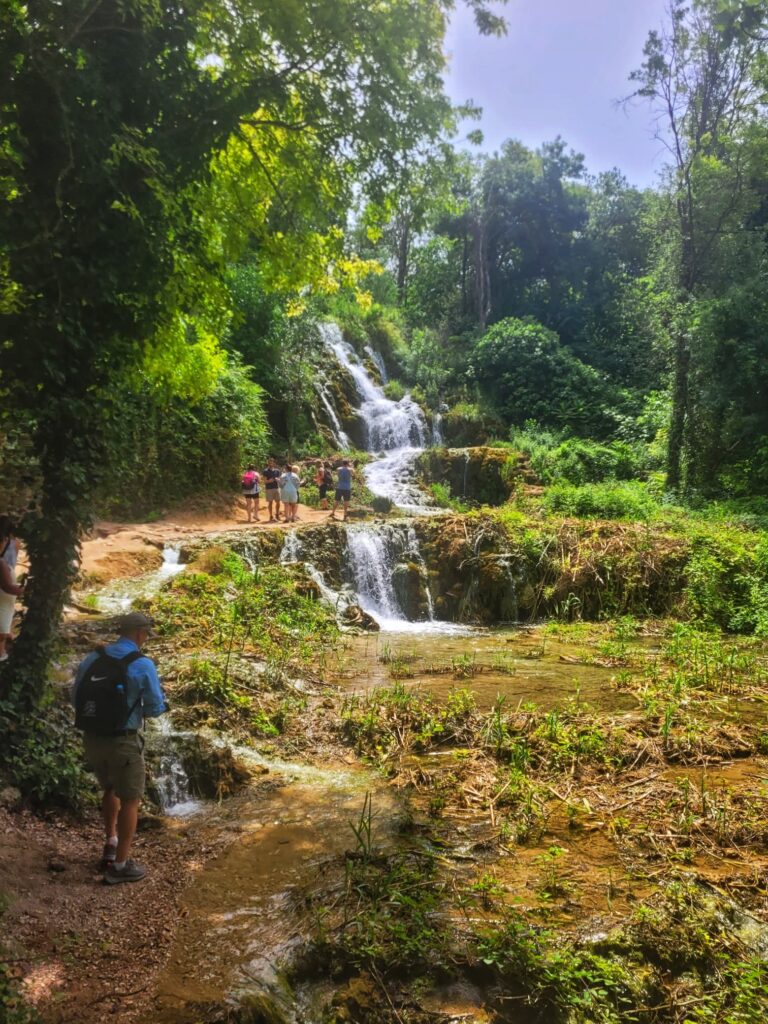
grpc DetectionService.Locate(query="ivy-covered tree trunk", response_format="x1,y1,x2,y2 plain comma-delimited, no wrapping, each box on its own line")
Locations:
0,393,103,714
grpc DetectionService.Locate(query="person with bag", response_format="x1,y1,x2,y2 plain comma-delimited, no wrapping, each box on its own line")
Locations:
0,516,23,662
240,464,261,523
72,611,167,884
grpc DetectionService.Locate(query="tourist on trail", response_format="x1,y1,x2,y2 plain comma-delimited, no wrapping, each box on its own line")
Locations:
280,464,301,523
329,459,354,521
263,456,282,522
240,464,261,523
313,461,327,510
316,461,333,510
0,516,23,662
72,611,167,885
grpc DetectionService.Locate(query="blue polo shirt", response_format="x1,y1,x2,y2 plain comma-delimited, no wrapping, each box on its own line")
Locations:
72,638,167,730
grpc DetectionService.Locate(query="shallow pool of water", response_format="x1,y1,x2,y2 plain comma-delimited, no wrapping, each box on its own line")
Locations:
331,626,638,713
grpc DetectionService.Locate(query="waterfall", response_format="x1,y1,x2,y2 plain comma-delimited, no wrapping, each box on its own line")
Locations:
279,530,303,565
345,527,403,625
146,719,202,817
432,412,444,445
345,523,467,634
279,531,344,609
315,382,352,450
406,524,435,620
158,545,185,579
93,544,186,613
319,322,433,511
364,344,389,383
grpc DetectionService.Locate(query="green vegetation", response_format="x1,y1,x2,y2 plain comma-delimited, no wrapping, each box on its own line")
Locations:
3,2,768,1020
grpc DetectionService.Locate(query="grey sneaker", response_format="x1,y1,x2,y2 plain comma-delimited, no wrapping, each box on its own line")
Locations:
103,859,147,885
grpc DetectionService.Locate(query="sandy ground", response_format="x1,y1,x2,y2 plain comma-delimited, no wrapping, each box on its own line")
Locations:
79,492,341,583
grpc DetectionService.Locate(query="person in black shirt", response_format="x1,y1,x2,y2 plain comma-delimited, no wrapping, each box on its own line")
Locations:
263,456,282,522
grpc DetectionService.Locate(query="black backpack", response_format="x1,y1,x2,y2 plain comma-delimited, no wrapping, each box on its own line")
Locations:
74,649,142,735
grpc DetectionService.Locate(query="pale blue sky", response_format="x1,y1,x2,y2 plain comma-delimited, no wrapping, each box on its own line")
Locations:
445,0,670,187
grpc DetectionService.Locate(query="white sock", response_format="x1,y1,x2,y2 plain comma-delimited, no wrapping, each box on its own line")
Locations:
107,836,118,847
114,860,126,870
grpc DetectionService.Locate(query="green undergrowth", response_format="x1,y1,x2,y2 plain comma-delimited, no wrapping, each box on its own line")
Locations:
148,552,338,662
299,810,767,1024
144,553,338,737
483,503,768,633
0,693,91,812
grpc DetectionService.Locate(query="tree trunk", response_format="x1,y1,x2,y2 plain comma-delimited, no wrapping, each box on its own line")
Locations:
395,216,410,304
0,403,96,715
473,215,491,331
666,323,690,493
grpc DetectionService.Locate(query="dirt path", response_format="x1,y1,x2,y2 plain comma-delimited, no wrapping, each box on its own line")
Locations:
0,800,245,1022
79,493,339,583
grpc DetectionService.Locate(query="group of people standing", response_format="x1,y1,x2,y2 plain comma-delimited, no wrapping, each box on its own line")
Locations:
240,457,355,524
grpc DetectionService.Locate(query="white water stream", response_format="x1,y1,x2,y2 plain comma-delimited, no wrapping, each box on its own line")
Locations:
300,326,473,633
320,322,435,513
93,545,186,614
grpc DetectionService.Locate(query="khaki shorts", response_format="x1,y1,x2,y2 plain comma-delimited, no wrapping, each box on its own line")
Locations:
83,732,146,801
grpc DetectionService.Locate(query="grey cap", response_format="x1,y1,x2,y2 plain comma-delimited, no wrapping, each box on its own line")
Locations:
116,611,155,634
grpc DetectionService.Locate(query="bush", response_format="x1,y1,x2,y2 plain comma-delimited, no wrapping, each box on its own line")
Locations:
441,402,505,447
539,438,640,485
474,318,627,437
543,481,660,521
98,356,269,519
0,701,90,811
383,379,406,402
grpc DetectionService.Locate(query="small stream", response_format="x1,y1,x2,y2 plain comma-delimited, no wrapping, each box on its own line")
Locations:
89,545,186,613
152,767,399,1023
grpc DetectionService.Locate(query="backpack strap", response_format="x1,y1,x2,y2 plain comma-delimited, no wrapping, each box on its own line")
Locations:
120,650,144,727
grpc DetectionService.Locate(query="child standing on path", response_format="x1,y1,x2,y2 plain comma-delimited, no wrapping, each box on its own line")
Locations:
240,465,261,523
329,459,354,521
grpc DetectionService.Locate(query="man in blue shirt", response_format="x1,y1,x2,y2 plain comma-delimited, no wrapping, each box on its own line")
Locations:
73,611,167,884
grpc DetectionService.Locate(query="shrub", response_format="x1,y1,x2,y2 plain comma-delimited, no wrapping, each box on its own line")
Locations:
0,701,90,811
543,481,660,521
474,318,628,437
539,438,639,485
383,379,406,402
441,402,505,447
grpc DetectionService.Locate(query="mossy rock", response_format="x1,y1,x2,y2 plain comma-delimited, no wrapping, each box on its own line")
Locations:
180,735,253,800
417,447,527,506
392,561,430,620
330,976,381,1023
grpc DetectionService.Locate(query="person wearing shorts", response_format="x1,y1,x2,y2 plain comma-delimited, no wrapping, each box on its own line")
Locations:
263,457,282,522
0,516,23,662
329,459,354,521
240,464,261,523
316,461,333,510
72,611,167,885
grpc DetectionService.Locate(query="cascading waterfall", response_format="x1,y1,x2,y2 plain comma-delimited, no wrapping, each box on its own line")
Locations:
315,382,352,450
319,322,432,511
312,321,501,631
345,523,468,633
279,531,345,610
146,718,202,817
364,344,388,384
93,544,186,613
406,524,435,620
